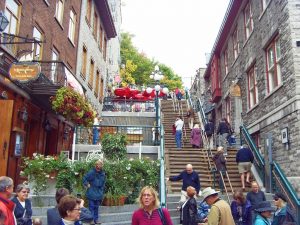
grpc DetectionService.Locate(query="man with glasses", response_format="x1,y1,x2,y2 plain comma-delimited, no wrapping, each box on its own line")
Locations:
0,176,16,225
167,164,201,204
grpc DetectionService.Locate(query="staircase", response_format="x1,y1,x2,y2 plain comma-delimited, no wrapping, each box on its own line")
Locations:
161,99,252,194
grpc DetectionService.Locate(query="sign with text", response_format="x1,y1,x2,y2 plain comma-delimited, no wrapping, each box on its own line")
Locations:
230,84,241,97
9,62,40,82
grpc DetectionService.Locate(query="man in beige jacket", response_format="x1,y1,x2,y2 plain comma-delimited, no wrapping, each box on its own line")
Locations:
201,187,235,225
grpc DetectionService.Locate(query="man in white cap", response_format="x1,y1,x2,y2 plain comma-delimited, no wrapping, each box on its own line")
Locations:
201,187,235,225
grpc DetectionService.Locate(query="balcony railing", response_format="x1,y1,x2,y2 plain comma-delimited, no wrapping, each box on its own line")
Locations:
76,125,159,146
102,97,156,112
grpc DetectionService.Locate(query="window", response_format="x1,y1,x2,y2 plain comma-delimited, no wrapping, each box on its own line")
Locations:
247,65,258,108
93,12,98,39
224,46,229,75
4,0,20,35
266,37,282,93
81,46,87,79
99,26,103,51
225,97,231,123
86,0,92,24
261,0,270,12
232,27,239,59
51,48,59,82
88,59,94,89
244,2,253,40
32,27,43,60
103,37,107,61
68,10,76,43
95,70,100,97
100,77,104,100
55,0,64,24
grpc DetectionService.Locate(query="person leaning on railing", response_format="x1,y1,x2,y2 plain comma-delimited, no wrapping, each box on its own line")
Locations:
272,192,296,225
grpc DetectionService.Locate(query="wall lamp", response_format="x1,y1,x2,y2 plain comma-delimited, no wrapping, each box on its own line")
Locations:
0,11,9,32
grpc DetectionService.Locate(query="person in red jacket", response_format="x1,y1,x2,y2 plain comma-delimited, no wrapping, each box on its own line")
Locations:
0,176,16,225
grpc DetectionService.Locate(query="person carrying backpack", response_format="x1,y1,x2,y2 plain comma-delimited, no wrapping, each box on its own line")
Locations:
204,118,214,150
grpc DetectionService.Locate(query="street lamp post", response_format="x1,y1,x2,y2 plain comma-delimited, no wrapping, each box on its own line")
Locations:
149,65,168,146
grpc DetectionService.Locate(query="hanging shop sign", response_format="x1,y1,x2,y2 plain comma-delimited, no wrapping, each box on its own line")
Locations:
230,84,241,97
9,62,41,82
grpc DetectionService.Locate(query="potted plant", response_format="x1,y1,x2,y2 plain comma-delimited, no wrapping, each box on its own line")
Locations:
50,87,95,126
101,133,127,160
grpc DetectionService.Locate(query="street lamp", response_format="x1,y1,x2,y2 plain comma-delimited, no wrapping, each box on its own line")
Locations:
148,65,168,145
0,11,9,32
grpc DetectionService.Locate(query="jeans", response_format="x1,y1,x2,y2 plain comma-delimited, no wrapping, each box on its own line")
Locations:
92,127,99,145
175,130,182,148
89,199,101,222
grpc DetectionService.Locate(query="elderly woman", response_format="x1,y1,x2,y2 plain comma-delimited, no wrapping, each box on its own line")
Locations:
180,186,201,225
11,184,32,225
254,201,275,225
58,195,81,225
230,189,252,225
132,186,173,225
212,146,227,193
190,124,202,148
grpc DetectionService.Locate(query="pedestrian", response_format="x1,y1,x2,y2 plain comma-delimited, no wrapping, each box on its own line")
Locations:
236,145,254,190
204,118,214,150
83,160,106,224
58,195,81,225
197,201,210,223
190,124,202,148
11,184,32,225
230,189,252,225
32,218,42,225
253,201,275,225
186,108,194,129
47,188,93,225
168,164,200,204
180,186,201,225
246,181,266,224
131,186,173,225
0,176,16,225
217,118,231,155
174,116,184,149
272,192,296,225
175,87,183,100
201,187,235,225
92,116,100,145
212,146,227,193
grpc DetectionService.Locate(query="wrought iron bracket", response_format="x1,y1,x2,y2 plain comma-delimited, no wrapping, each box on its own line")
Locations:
0,32,45,45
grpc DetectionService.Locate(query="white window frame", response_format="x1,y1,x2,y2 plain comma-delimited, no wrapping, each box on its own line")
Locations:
4,0,20,35
266,37,282,93
248,65,258,109
51,48,59,82
233,27,239,60
224,47,229,75
55,0,64,24
68,10,76,43
244,2,253,40
32,27,43,60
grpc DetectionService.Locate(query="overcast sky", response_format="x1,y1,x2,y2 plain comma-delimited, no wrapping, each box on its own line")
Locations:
121,0,230,87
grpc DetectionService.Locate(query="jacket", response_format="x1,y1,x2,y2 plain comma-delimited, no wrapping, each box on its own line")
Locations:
205,122,214,136
83,168,106,200
11,197,32,225
0,196,16,225
212,153,227,171
207,198,235,225
60,219,81,225
190,128,201,147
217,121,230,135
230,200,252,225
272,206,288,225
254,214,270,225
236,147,254,163
169,171,200,193
181,198,201,225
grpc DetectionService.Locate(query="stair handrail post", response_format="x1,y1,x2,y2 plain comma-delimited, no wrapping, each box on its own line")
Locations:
159,106,166,207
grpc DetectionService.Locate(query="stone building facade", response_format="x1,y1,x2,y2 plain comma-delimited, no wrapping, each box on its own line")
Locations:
202,0,300,190
75,0,117,113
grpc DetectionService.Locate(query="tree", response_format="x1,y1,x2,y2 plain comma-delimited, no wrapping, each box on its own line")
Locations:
120,60,136,87
120,32,183,89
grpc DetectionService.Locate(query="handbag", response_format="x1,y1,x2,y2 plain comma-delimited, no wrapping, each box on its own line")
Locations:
158,207,167,225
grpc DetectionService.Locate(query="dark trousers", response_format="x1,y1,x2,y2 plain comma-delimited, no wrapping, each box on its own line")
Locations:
89,199,101,222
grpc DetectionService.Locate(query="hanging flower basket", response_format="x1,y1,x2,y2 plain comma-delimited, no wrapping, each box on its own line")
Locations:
50,87,95,126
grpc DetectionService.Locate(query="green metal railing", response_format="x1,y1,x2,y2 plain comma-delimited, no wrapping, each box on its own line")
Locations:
239,124,265,184
271,162,300,223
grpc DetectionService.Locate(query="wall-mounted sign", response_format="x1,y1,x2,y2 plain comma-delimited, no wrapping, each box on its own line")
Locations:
230,84,241,97
9,62,40,82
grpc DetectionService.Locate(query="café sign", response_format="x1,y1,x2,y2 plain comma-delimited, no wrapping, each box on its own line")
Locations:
9,62,40,82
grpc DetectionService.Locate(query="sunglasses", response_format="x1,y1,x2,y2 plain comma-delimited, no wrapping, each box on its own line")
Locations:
273,197,279,201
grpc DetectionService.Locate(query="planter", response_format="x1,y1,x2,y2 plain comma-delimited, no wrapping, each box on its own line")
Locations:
102,196,127,206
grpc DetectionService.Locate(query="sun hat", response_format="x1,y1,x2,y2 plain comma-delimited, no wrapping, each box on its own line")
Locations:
254,201,276,212
201,187,220,201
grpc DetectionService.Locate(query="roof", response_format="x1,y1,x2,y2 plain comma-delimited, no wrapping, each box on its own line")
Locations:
204,0,243,79
95,0,117,39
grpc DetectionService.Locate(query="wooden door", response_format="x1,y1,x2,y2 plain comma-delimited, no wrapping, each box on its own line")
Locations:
0,100,14,176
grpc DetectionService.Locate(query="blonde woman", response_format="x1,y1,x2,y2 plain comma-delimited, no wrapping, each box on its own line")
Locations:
132,186,173,225
272,192,295,225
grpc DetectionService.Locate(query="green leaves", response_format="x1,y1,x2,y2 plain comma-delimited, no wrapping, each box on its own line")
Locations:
101,133,127,160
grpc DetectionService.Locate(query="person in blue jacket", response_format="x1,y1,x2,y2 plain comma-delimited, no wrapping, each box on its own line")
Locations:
83,160,106,224
253,201,275,225
230,189,252,225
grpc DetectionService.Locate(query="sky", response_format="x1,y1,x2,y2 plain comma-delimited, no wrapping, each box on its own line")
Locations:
121,0,230,88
